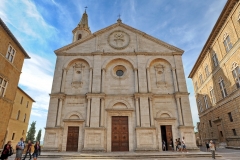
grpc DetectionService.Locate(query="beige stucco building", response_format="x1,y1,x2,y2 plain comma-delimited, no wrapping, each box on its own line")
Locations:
44,11,197,152
5,87,35,148
0,18,30,148
189,0,240,147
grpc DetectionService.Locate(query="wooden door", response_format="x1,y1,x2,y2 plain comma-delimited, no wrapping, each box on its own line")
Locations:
166,125,173,151
66,126,79,151
112,116,129,151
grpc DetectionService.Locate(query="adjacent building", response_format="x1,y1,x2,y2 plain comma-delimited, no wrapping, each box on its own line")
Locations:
44,11,197,152
189,0,240,147
5,87,35,148
0,18,31,148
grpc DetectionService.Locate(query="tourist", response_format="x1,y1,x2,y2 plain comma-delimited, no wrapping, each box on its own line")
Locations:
209,140,215,159
15,137,25,160
32,141,41,160
170,139,174,151
162,140,166,151
206,141,210,152
177,138,182,152
0,141,13,160
181,136,188,153
22,140,32,160
175,139,178,151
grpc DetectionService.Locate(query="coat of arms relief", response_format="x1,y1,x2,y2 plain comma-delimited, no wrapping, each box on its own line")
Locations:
154,64,166,88
72,63,85,88
108,30,130,50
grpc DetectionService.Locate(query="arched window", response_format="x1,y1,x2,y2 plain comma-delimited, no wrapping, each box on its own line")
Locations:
23,114,26,122
199,73,203,84
205,64,209,77
78,34,82,40
209,86,216,104
203,95,209,109
218,77,227,98
197,99,203,112
231,62,240,88
211,50,219,67
223,33,232,52
17,110,20,120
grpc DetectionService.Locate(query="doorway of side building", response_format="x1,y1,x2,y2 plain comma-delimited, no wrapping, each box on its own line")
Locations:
161,125,173,151
217,124,225,142
111,116,129,151
66,126,79,151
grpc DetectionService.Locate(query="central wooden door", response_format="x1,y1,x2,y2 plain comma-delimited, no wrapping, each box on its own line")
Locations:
112,116,129,151
161,125,173,151
66,126,79,151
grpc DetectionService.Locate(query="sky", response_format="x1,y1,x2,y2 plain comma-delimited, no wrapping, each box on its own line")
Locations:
0,0,227,141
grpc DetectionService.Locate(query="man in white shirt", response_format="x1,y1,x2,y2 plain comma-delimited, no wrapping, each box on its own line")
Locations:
15,137,25,160
181,136,188,153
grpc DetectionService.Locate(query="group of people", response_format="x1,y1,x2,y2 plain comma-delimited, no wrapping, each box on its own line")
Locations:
205,140,216,159
162,136,188,153
0,137,41,160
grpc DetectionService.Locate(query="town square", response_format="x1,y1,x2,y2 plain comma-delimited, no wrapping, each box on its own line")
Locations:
0,0,240,159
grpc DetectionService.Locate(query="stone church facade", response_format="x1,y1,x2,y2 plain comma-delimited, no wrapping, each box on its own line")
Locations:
44,11,197,152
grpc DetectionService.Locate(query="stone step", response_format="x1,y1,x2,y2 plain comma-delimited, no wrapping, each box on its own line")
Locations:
37,152,222,159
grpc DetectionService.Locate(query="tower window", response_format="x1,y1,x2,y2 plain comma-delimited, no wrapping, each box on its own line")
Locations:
228,112,233,122
20,96,23,104
12,133,15,140
209,120,212,127
232,129,237,136
223,35,232,52
78,34,82,40
219,77,227,98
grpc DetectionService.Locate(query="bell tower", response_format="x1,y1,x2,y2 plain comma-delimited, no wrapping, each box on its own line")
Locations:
72,9,91,42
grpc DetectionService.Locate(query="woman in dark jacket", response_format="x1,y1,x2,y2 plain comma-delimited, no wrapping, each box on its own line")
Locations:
32,141,41,160
0,141,13,160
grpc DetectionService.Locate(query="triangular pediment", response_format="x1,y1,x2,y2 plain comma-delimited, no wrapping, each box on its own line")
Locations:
55,22,183,55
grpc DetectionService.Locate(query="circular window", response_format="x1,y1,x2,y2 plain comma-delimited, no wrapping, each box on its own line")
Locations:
116,70,124,76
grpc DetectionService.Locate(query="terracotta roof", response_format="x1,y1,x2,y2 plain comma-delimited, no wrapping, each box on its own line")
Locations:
188,0,238,78
17,87,36,102
0,18,30,59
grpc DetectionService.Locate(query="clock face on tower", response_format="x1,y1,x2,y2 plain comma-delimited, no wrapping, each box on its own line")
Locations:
108,30,130,50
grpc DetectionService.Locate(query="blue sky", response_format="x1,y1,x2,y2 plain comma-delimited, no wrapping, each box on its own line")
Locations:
0,0,227,140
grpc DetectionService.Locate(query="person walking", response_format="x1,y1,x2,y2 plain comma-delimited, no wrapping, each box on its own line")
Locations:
206,141,210,152
22,140,32,160
169,139,174,151
0,141,13,160
32,141,41,160
175,139,178,151
181,136,188,153
15,138,25,160
209,140,215,159
162,140,166,151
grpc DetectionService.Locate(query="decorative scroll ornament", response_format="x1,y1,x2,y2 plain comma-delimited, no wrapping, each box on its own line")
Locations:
154,64,166,88
108,30,130,50
72,63,85,88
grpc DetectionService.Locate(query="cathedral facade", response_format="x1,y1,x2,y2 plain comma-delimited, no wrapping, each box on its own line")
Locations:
44,11,197,152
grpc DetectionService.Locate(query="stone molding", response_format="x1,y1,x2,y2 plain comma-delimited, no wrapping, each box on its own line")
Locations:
63,119,85,122
56,52,182,56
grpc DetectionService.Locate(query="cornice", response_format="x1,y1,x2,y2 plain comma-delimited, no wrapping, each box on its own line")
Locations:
188,0,239,78
56,51,182,57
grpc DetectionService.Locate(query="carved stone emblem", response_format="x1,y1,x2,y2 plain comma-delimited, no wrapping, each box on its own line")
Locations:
154,64,166,88
72,63,85,88
108,30,130,49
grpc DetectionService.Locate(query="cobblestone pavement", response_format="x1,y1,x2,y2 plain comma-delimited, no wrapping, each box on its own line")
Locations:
6,147,240,160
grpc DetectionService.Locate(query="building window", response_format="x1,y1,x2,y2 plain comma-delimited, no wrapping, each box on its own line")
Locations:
78,34,82,40
219,77,227,98
6,45,16,63
26,101,29,108
198,100,203,112
204,95,209,109
205,65,210,77
220,131,223,137
199,74,204,84
17,110,20,120
0,77,8,97
228,112,233,122
209,87,216,104
22,130,25,136
20,96,23,104
223,35,233,52
232,129,237,136
232,63,240,89
212,52,219,67
209,120,212,127
23,114,26,122
12,133,15,140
